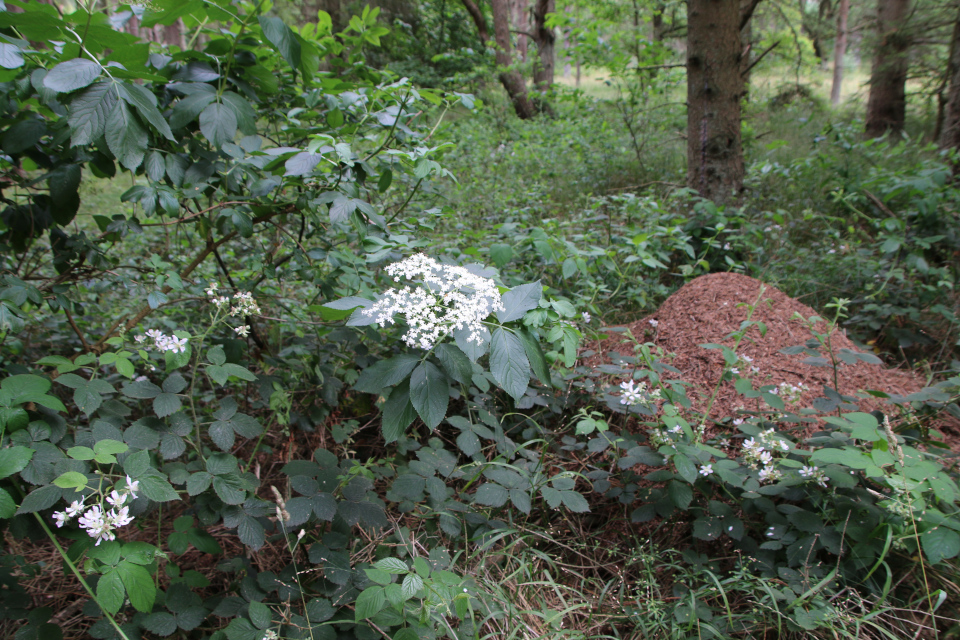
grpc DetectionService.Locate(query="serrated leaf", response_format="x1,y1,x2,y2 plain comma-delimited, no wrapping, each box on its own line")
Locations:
153,393,181,418
401,573,423,600
143,612,177,636
248,601,272,630
44,59,101,93
922,527,960,564
435,343,473,385
560,490,590,513
0,43,23,69
97,570,124,615
409,362,449,430
474,482,508,507
119,81,174,141
105,100,147,170
68,81,117,146
354,586,385,621
259,16,301,69
117,560,156,612
496,282,542,322
354,354,420,394
489,328,530,401
199,102,237,148
517,328,551,386
0,446,33,479
374,558,408,574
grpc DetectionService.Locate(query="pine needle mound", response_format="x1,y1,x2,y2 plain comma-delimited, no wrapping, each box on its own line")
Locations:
589,272,944,440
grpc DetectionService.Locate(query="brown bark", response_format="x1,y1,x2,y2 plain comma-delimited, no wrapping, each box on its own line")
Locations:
492,0,537,118
687,0,745,203
460,0,491,45
653,2,665,41
865,0,911,138
512,0,529,62
831,0,849,106
939,7,960,169
532,0,555,91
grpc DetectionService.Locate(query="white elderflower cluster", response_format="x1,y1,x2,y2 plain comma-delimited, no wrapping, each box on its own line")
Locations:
135,329,188,354
775,381,808,404
363,253,504,350
208,283,262,317
799,465,828,488
742,428,791,483
52,476,139,546
619,380,662,407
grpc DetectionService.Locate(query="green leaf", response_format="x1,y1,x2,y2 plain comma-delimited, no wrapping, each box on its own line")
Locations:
373,557,408,574
117,560,156,612
409,361,449,431
489,328,530,401
922,527,960,564
435,343,473,385
560,490,590,513
153,393,182,418
248,601,272,630
143,612,177,636
668,480,693,509
496,281,542,322
208,346,226,366
0,446,33,479
354,586,386,621
139,473,180,502
401,573,423,600
0,489,16,518
0,43,24,69
474,483,508,507
199,102,237,148
68,80,117,146
44,59,101,93
105,100,148,171
381,380,417,443
53,471,89,491
673,454,698,484
97,570,125,615
119,82,174,141
517,328,551,386
259,16,302,70
213,476,246,504
17,484,61,514
123,450,151,477
355,354,420,394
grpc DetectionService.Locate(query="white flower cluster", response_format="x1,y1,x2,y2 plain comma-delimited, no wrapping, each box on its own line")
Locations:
774,382,808,404
135,329,188,354
742,428,792,483
208,283,262,317
53,476,139,546
619,380,662,407
729,353,759,376
362,253,504,350
581,312,591,324
699,464,713,476
799,465,828,488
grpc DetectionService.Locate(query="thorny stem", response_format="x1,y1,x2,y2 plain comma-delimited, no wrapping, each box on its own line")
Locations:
34,513,132,640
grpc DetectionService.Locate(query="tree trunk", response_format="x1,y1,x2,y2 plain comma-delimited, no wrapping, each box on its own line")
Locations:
831,0,849,105
741,19,752,102
532,0,555,91
460,0,490,45
687,0,745,203
653,2,665,41
512,0,529,62
939,6,960,170
864,0,911,138
492,0,537,118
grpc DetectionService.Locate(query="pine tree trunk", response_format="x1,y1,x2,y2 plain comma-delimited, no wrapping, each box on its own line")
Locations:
939,7,960,170
491,0,537,118
532,0,555,92
865,0,911,138
831,0,849,106
686,0,744,203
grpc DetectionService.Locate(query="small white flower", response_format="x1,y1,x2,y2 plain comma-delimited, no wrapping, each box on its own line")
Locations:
52,511,68,528
125,476,139,499
723,243,731,250
581,311,591,324
732,418,744,426
106,490,127,508
235,325,251,337
619,379,646,406
699,464,713,476
134,375,148,382
65,499,85,518
648,319,658,327
759,451,773,465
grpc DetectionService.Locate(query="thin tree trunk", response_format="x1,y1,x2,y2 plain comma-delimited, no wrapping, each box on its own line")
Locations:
687,0,745,203
865,0,911,138
492,0,537,118
653,2,665,41
939,6,960,171
741,19,753,102
513,0,529,62
831,0,849,105
532,0,555,91
460,0,490,45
